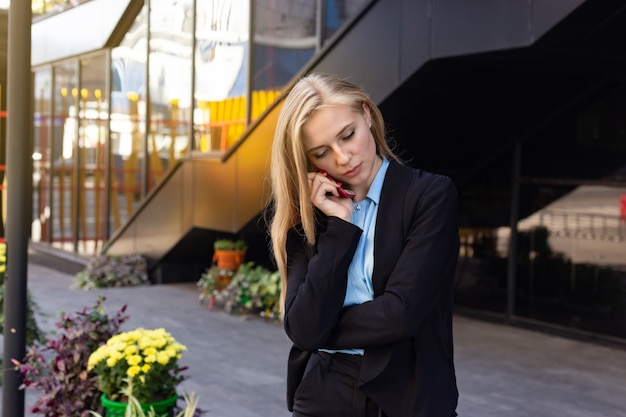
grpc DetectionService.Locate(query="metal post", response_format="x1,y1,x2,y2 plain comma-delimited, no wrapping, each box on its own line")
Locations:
105,51,113,241
189,0,197,151
507,138,521,320
3,0,32,415
315,0,326,51
143,0,151,197
245,0,254,126
73,60,81,252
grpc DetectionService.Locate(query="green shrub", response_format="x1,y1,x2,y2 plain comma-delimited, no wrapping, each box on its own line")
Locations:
213,262,281,319
74,254,149,289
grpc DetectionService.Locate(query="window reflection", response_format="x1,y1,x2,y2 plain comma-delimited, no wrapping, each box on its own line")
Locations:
30,0,373,251
148,0,195,184
110,6,148,229
78,54,107,252
516,185,626,338
33,68,52,245
456,180,626,340
194,0,249,152
31,0,93,18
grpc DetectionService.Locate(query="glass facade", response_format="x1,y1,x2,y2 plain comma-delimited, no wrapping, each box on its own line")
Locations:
110,6,147,232
454,86,626,341
31,0,370,255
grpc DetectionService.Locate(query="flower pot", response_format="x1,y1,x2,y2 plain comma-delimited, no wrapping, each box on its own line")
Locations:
101,393,178,417
212,249,245,270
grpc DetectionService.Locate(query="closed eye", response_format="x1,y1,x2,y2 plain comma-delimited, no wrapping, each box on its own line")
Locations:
342,130,355,140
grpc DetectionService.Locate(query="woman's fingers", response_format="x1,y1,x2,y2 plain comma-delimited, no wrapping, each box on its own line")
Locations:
307,172,352,220
309,172,336,199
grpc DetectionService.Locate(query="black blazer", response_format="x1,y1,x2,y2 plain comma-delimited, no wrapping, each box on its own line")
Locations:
284,162,460,417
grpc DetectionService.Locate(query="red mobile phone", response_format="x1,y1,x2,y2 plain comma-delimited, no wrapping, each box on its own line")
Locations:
319,171,355,198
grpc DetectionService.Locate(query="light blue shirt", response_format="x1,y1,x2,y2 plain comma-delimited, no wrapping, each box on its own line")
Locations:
321,158,389,355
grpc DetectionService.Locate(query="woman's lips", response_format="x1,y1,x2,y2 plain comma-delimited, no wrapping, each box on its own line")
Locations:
344,163,361,177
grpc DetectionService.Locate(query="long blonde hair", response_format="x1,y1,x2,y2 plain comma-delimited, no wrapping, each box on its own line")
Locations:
269,73,401,313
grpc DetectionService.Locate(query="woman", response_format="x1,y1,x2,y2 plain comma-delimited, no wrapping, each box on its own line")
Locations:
269,73,459,417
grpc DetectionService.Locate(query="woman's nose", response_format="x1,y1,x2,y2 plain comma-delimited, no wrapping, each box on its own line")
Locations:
334,146,351,166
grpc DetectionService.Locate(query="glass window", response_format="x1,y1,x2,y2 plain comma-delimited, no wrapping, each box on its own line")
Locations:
250,1,369,119
194,0,249,152
77,53,108,253
516,184,626,339
149,0,194,170
32,67,52,245
51,61,77,252
323,0,370,41
111,6,148,229
253,0,316,91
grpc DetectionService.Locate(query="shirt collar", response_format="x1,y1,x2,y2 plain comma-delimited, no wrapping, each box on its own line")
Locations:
365,158,389,205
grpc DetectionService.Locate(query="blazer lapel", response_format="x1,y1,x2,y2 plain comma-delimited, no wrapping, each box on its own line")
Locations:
371,162,410,297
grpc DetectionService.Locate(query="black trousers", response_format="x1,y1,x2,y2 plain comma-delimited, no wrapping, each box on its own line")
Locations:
292,351,386,417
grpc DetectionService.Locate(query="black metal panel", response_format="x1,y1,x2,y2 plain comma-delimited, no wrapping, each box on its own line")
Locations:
314,0,402,103
399,0,430,82
532,0,586,41
431,0,532,58
380,0,626,228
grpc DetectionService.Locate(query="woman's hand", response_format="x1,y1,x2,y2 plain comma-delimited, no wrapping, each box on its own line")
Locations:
308,171,353,221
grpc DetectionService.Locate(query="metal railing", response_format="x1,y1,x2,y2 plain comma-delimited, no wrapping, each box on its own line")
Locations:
538,210,625,242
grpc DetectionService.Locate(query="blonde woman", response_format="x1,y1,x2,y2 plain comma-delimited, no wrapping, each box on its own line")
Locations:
269,73,459,417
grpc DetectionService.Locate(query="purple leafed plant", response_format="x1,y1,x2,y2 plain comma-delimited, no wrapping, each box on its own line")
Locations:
13,296,129,416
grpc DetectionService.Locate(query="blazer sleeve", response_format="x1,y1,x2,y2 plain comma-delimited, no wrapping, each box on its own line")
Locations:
324,174,460,349
283,217,362,351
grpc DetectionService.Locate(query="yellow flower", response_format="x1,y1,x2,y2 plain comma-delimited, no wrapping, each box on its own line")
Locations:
126,354,142,366
88,327,186,404
156,351,170,365
124,345,138,355
127,365,141,377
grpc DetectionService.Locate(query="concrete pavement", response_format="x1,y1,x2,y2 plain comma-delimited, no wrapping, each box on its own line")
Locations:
1,261,625,416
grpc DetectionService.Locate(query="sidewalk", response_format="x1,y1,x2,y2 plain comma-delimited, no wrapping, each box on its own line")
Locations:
2,262,626,416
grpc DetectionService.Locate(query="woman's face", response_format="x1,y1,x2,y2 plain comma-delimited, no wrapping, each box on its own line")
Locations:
302,104,381,196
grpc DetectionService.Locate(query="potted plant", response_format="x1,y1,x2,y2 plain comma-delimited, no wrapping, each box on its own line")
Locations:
197,266,235,309
87,327,187,415
14,297,129,415
213,262,281,319
211,238,247,271
90,381,201,417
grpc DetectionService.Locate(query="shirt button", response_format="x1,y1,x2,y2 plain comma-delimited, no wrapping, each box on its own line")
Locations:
356,204,361,210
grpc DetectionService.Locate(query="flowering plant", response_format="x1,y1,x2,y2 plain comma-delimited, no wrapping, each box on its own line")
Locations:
88,328,187,404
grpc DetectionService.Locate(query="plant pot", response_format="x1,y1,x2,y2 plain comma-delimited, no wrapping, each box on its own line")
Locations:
101,393,178,417
212,249,245,270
